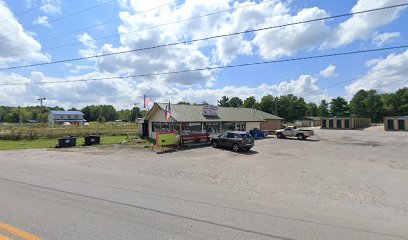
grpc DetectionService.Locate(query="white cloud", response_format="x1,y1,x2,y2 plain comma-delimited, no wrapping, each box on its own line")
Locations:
319,65,337,78
345,49,408,97
0,1,49,66
77,33,97,57
27,0,62,15
33,16,52,28
372,32,400,47
327,0,407,48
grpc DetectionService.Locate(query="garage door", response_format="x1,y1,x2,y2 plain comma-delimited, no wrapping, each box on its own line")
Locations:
398,120,405,130
387,119,394,130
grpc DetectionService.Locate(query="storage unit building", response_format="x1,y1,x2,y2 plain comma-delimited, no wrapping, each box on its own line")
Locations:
142,103,282,139
384,116,408,131
295,116,321,127
321,117,371,129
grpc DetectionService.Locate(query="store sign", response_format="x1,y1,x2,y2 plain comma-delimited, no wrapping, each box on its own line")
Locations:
202,105,218,116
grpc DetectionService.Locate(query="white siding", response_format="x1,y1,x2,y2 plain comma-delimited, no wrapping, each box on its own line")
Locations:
149,108,176,139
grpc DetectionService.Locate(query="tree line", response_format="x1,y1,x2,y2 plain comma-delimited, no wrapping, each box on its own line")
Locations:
179,87,407,123
0,105,147,123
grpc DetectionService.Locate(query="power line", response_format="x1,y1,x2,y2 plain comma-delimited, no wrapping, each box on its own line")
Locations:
301,59,408,97
0,2,43,23
37,0,176,43
1,45,407,86
3,0,116,36
3,0,273,58
1,3,407,71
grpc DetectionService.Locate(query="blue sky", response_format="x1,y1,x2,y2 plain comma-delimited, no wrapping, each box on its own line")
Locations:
0,0,407,109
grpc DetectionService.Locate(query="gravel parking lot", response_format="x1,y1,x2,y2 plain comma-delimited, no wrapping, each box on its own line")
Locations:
1,126,407,237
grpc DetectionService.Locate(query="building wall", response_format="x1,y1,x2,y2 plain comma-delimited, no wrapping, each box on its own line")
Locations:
321,118,371,129
384,117,408,131
48,114,84,124
260,119,282,131
246,122,261,130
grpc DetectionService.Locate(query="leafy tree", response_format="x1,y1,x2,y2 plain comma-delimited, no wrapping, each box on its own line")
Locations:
317,100,330,117
177,101,191,105
217,96,229,107
306,103,317,116
97,116,106,123
130,107,141,122
349,89,383,122
259,95,276,114
201,101,209,105
228,97,243,107
330,97,349,117
243,96,258,109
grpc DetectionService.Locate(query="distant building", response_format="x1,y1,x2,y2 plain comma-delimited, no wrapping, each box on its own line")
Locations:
321,117,371,129
48,111,85,125
384,116,408,131
295,116,321,127
139,103,283,139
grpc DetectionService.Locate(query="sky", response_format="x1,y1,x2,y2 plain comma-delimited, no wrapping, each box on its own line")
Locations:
0,0,407,110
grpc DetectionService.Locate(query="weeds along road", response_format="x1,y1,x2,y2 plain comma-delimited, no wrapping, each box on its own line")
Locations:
0,129,407,239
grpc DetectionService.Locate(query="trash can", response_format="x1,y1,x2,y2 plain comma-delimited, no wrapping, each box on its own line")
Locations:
84,135,100,146
57,136,77,148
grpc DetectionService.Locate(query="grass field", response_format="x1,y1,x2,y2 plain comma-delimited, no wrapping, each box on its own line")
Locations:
0,135,130,150
0,122,138,140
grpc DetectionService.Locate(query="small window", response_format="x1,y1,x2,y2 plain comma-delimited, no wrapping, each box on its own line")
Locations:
60,116,63,118
68,116,71,118
226,133,235,138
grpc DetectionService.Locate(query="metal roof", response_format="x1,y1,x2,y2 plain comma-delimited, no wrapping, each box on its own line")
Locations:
50,111,84,115
303,116,321,121
151,103,282,122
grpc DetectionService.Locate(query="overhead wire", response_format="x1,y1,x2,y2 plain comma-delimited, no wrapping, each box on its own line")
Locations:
1,3,407,71
3,0,273,58
1,45,407,86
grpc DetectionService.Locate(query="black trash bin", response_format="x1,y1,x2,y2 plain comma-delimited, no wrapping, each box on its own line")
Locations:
57,136,77,148
84,135,100,146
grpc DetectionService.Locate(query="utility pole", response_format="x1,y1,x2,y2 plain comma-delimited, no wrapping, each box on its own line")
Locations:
37,97,46,107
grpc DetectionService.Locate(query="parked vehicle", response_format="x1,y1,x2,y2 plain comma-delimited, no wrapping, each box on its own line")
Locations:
275,126,314,140
211,131,254,152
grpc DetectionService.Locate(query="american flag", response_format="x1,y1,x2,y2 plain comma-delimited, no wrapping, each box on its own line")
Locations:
143,95,151,109
165,100,171,120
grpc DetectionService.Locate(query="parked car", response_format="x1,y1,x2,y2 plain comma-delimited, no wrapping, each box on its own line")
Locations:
211,131,254,152
275,126,314,140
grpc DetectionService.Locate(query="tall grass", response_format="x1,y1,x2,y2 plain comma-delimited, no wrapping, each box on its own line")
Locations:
0,122,138,140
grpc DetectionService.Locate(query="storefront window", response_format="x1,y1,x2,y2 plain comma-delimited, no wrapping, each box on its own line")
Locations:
170,123,180,134
181,123,202,135
222,122,236,132
236,122,246,131
204,122,221,135
152,122,161,132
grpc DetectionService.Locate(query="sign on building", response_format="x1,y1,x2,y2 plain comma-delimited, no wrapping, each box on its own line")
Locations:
202,105,218,116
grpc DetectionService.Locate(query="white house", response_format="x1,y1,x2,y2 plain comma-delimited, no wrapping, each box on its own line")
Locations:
48,111,85,125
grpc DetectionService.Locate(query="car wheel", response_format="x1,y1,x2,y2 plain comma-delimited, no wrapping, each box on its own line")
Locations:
277,133,283,139
212,141,218,148
297,134,305,140
232,144,240,152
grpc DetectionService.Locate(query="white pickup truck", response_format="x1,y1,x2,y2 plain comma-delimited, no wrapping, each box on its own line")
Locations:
275,126,314,140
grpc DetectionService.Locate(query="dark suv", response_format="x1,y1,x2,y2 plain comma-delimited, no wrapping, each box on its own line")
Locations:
211,131,254,152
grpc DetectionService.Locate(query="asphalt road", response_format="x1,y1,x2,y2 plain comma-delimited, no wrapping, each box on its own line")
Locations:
0,150,407,240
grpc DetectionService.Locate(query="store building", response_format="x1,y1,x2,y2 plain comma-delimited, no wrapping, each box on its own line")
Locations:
321,117,371,129
294,116,321,127
140,103,282,139
384,116,408,131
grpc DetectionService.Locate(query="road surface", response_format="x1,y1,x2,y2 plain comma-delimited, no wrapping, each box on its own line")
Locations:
0,134,407,240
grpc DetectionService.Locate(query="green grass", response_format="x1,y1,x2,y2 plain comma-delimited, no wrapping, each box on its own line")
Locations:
0,135,129,150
